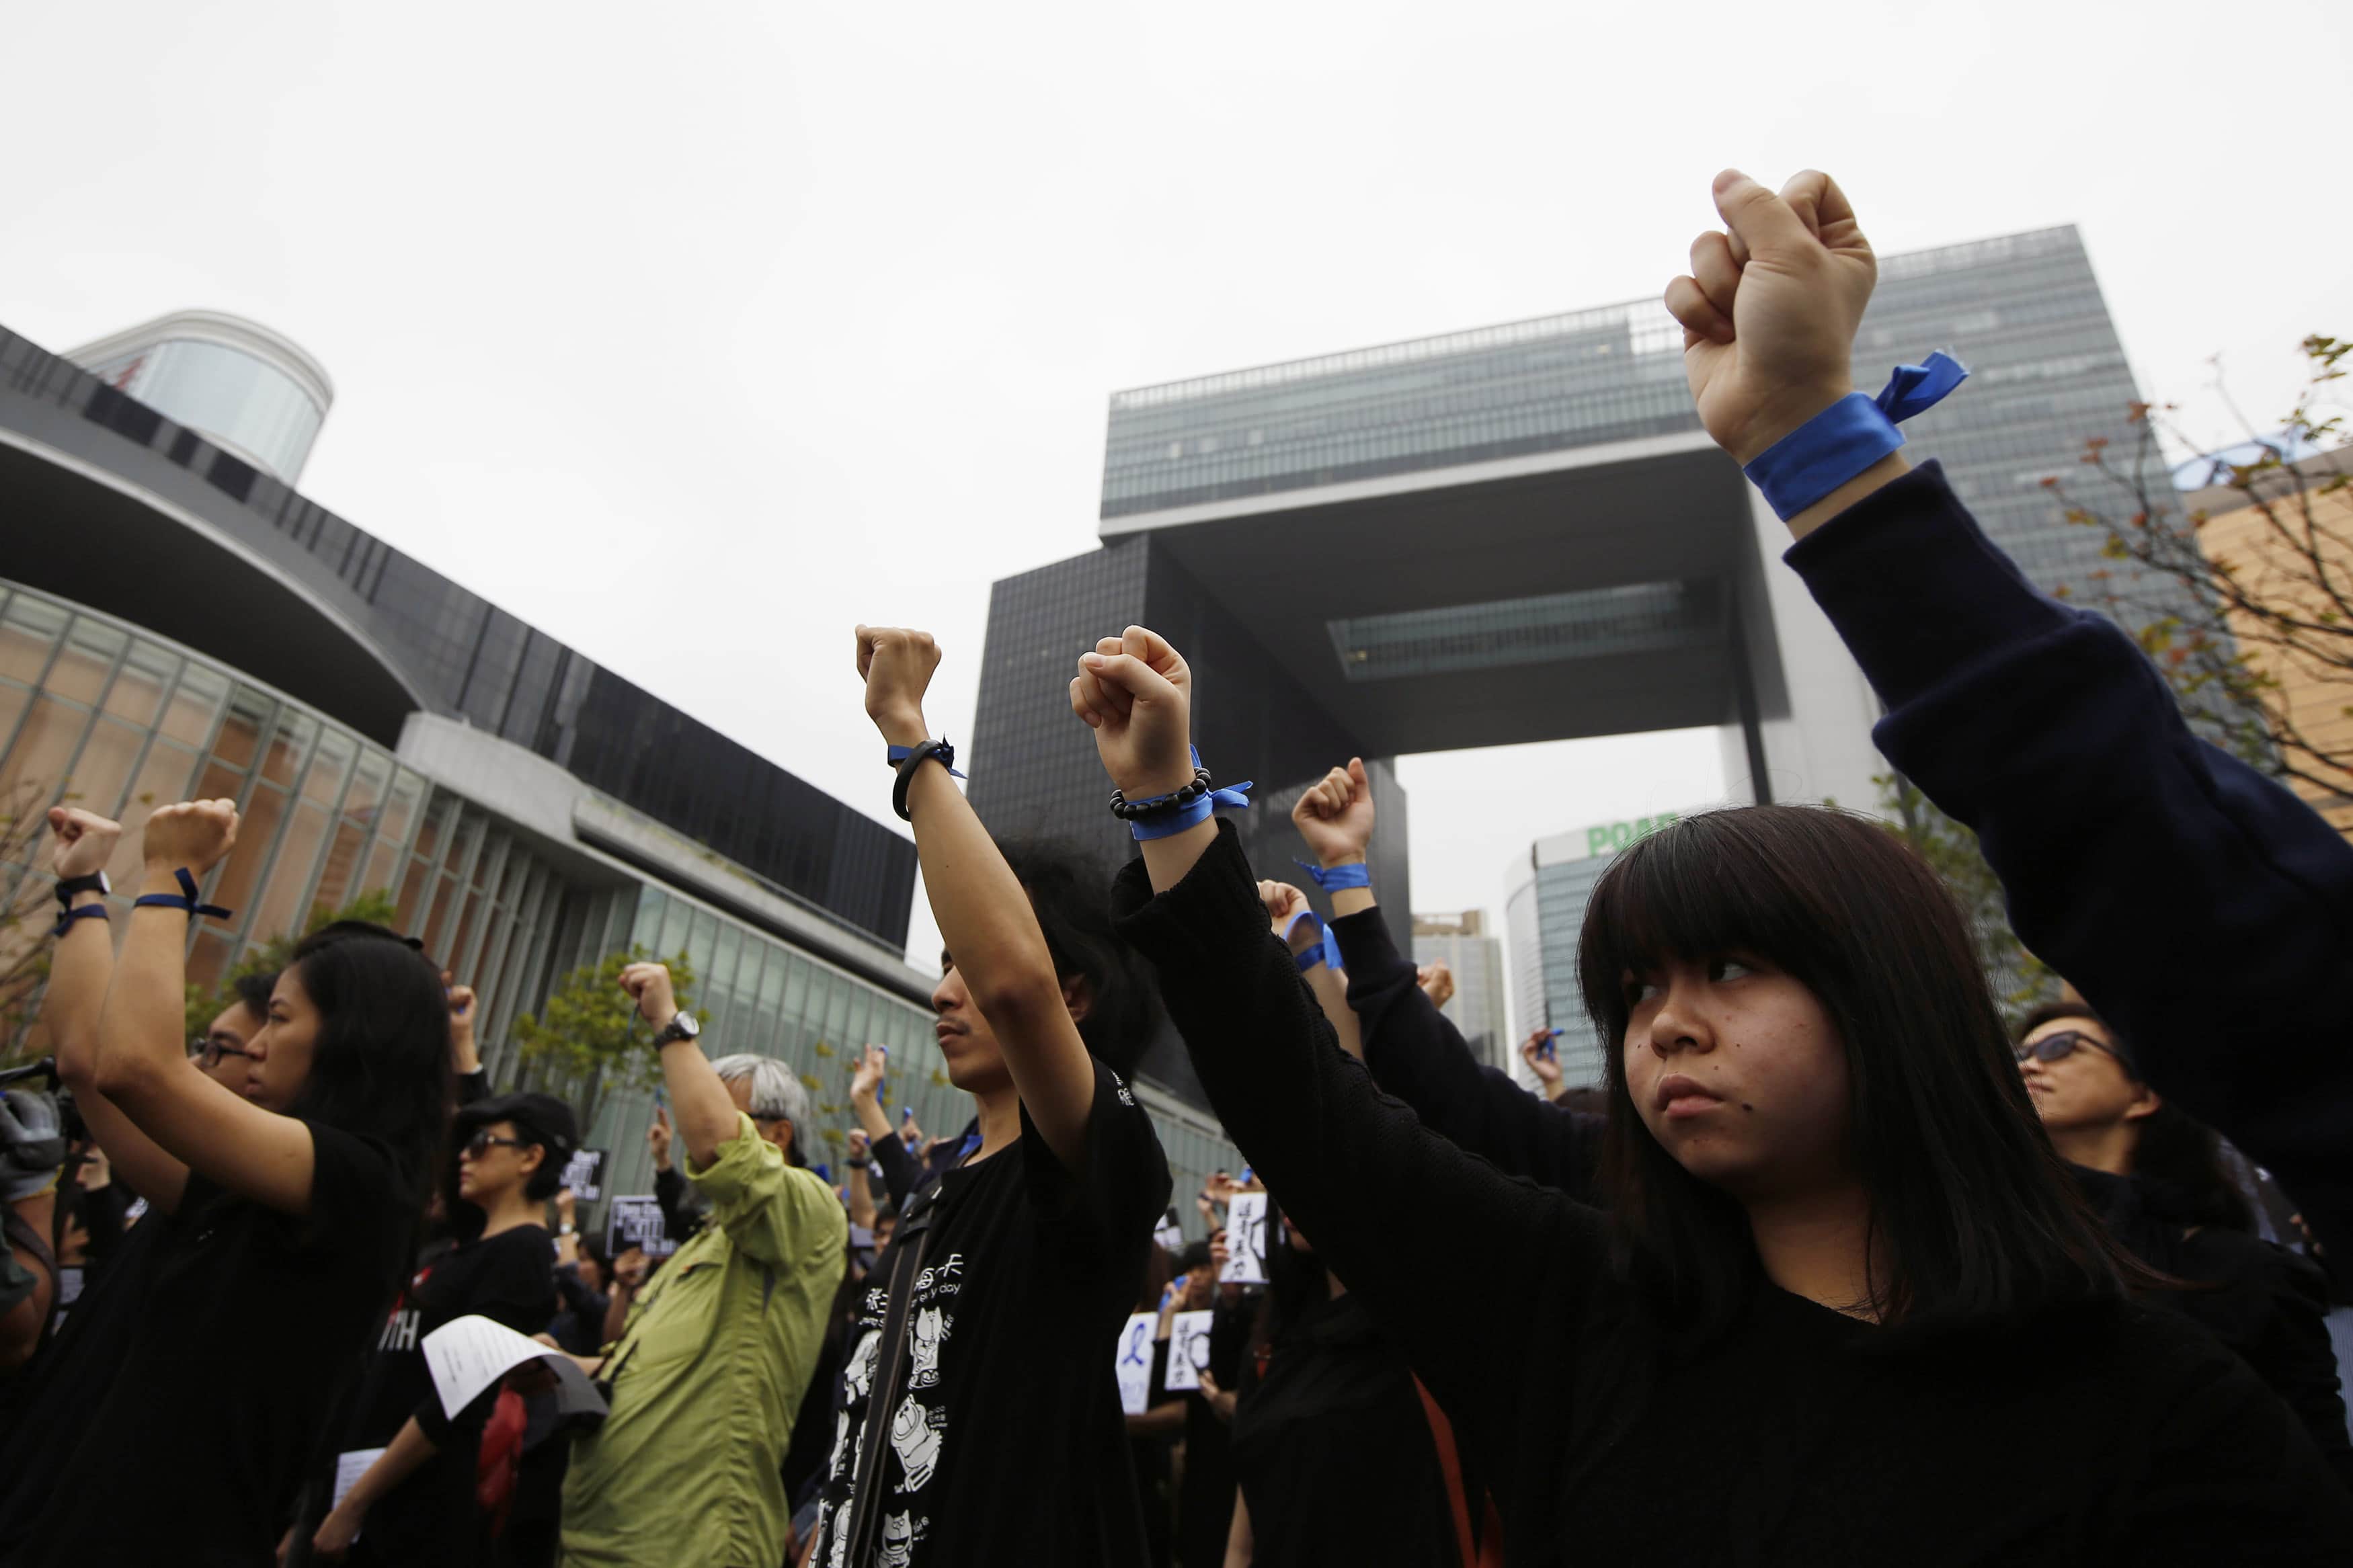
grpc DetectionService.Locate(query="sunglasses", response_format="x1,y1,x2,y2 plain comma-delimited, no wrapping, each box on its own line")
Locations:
463,1132,529,1159
195,1037,253,1069
2013,1030,2132,1071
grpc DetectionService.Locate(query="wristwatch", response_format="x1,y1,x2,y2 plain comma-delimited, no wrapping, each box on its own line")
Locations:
558,1223,576,1236
55,871,110,907
651,1011,701,1048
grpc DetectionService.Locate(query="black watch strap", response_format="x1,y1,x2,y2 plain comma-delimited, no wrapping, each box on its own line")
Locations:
55,872,109,908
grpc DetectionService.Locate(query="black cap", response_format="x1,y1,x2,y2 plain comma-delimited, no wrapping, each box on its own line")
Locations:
456,1092,580,1163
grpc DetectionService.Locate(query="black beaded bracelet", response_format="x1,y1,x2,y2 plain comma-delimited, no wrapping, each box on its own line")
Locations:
892,739,959,822
1109,768,1215,821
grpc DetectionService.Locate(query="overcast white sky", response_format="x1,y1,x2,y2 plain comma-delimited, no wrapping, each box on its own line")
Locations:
7,1,2348,995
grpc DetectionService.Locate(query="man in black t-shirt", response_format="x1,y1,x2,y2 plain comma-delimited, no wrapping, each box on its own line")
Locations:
812,626,1174,1567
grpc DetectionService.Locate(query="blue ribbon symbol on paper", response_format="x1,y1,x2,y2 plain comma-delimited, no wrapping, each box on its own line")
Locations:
1123,1321,1151,1366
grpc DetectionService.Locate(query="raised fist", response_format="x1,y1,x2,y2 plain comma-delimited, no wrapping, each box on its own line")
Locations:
850,1043,889,1101
854,626,941,746
1292,759,1373,868
1069,627,1197,802
612,1246,650,1292
1417,960,1455,1010
647,1105,674,1171
1664,169,1878,466
846,1128,871,1161
446,978,478,1036
48,807,122,881
618,962,678,1027
141,799,239,874
1257,880,1311,939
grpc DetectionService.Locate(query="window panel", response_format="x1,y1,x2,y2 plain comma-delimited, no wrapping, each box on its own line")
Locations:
44,618,125,705
260,710,319,789
63,717,145,818
311,817,371,919
103,641,179,729
211,688,274,771
303,731,356,811
0,696,93,806
157,663,229,748
249,800,331,946
212,782,288,916
342,751,389,825
0,596,67,684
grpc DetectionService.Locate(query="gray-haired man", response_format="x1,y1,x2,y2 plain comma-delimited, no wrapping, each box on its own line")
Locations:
558,962,847,1568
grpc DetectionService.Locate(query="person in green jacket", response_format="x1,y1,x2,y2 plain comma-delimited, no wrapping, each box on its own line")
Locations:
559,961,847,1568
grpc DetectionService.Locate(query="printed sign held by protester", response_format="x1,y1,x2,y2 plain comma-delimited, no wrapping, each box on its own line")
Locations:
1113,1312,1157,1415
561,1148,606,1202
1220,1192,1269,1284
605,1194,678,1260
1163,1309,1214,1393
1152,1206,1184,1253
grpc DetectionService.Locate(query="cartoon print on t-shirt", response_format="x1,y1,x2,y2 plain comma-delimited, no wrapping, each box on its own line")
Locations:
909,1303,950,1388
891,1394,946,1491
842,1326,881,1405
877,1510,926,1568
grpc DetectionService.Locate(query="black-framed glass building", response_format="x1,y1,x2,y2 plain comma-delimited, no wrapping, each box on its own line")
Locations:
0,315,1243,1229
976,224,2187,1109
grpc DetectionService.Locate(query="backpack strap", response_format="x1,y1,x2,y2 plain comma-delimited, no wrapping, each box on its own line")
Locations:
1411,1372,1504,1568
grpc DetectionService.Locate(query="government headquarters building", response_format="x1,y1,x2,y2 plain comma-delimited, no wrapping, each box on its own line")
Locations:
0,311,1238,1225
975,225,2180,1093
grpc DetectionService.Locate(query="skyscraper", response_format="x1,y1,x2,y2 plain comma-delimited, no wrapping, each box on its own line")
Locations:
1505,811,1688,1090
1411,910,1511,1073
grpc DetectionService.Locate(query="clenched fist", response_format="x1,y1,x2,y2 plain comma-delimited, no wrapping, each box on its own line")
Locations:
48,807,122,881
1292,759,1373,869
854,626,941,748
1664,169,1878,466
141,799,239,874
1069,627,1197,802
619,961,680,1027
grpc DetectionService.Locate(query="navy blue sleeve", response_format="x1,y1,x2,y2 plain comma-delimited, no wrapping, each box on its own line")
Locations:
1332,909,1605,1202
1786,461,2353,1274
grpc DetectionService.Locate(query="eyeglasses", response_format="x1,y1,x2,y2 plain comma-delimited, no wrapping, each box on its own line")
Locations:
463,1132,528,1159
194,1037,253,1069
2013,1030,2132,1071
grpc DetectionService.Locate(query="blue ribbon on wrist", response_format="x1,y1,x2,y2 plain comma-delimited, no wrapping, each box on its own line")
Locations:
52,903,110,940
1126,749,1252,841
131,868,232,922
1743,351,1969,521
885,743,966,780
1281,911,1345,975
1293,858,1370,892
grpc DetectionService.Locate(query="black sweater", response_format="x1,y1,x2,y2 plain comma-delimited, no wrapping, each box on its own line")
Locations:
1113,825,2353,1564
1785,462,2353,1282
1335,905,1603,1201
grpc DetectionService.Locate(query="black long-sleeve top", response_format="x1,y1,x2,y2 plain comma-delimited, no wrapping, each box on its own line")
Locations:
1113,823,2353,1564
1334,907,1603,1200
1784,462,2353,1282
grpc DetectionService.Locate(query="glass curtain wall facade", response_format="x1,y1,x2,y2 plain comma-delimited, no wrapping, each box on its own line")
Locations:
0,575,1242,1234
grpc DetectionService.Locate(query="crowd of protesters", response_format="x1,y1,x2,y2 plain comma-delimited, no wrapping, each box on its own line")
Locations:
3,165,2352,1565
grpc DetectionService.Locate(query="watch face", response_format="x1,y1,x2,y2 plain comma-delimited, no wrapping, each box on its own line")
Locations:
674,1012,701,1038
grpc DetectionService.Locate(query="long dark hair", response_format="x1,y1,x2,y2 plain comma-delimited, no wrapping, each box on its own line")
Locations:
282,923,453,1216
2014,1001,2255,1233
1577,806,2129,1337
996,837,1155,1074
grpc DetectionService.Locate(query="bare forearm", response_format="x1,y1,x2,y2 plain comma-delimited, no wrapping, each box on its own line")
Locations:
94,876,197,1100
846,1162,876,1230
1785,451,1909,540
1223,1492,1252,1568
900,757,1095,1163
1300,964,1363,1061
344,1416,438,1514
44,897,113,1080
658,1040,741,1169
850,1087,893,1144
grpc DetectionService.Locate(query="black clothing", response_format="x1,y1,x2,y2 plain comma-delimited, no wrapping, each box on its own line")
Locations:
871,1130,918,1212
1174,1300,1253,1568
1785,462,2353,1281
2074,1165,2353,1486
652,1163,703,1245
1113,824,2353,1565
547,1260,610,1357
1332,907,1603,1200
21,1122,413,1567
1230,1290,1456,1568
0,1207,169,1537
812,1059,1172,1567
341,1222,556,1566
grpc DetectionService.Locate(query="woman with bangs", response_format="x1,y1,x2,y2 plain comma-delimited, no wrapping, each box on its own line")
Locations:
1080,636,2353,1557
